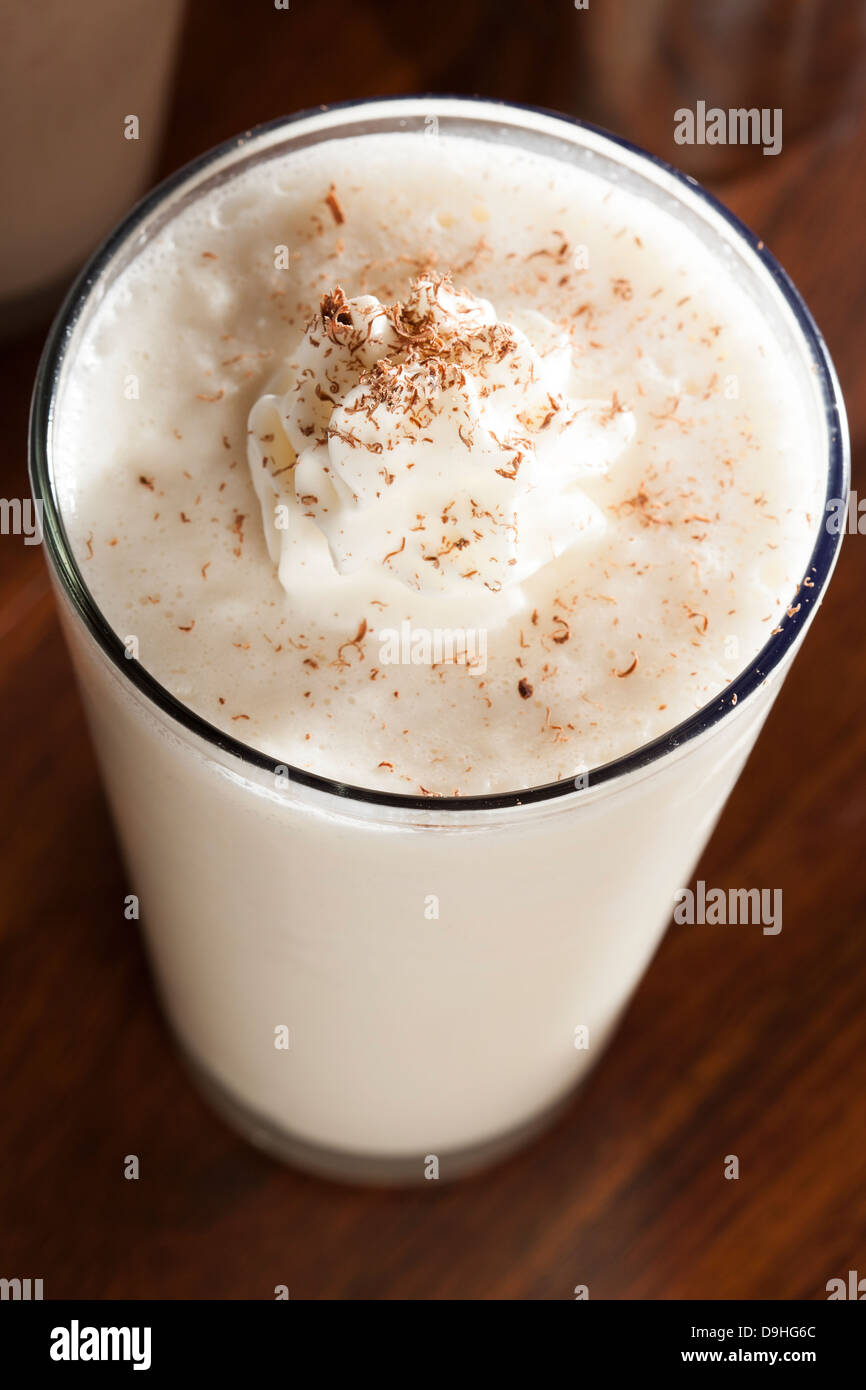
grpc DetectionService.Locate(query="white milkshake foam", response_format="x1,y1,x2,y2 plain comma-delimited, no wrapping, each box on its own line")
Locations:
54,131,823,796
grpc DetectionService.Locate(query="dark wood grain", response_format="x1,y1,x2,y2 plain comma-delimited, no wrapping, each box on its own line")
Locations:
1,0,864,1300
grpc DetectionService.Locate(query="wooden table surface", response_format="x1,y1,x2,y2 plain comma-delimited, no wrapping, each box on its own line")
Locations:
2,1,864,1300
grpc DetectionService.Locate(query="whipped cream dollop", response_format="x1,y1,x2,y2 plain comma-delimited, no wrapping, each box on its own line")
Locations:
248,274,634,614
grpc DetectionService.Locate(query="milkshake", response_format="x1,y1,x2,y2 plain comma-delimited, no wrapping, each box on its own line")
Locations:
33,100,847,1179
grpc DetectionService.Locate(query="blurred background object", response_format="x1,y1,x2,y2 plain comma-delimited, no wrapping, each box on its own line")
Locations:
571,0,866,177
0,0,185,337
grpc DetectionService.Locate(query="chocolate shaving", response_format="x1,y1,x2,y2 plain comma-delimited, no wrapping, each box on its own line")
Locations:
320,286,355,345
337,619,368,664
325,184,345,225
382,536,406,566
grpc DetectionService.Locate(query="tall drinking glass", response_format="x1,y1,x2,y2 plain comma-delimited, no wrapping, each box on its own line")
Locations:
30,99,849,1183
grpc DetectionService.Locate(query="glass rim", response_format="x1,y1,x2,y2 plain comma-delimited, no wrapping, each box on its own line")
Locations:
29,94,850,814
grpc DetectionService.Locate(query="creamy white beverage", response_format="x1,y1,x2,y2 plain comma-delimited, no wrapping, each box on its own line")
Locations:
40,102,840,1176
55,132,821,795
